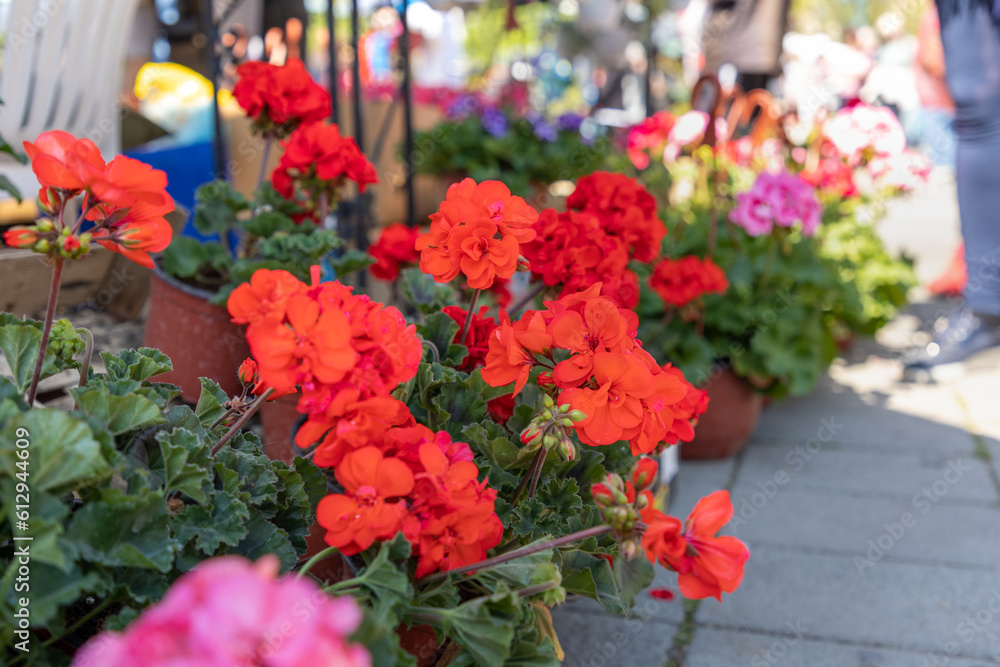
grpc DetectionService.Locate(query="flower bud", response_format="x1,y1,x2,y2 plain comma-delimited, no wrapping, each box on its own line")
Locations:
541,409,552,421
558,403,571,413
521,427,543,446
34,239,51,253
542,433,558,450
543,394,555,409
36,219,54,232
621,540,640,561
635,491,650,510
561,418,574,427
566,409,587,422
3,227,39,249
630,457,659,492
557,437,575,461
591,482,616,507
238,358,259,385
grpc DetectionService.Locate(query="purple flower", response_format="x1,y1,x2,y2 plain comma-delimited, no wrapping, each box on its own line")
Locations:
555,113,585,132
532,118,557,142
480,107,509,138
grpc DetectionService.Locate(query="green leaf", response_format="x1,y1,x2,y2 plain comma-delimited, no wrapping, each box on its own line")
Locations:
174,489,250,554
1,562,106,630
0,480,73,569
215,445,280,509
475,549,555,590
0,409,111,495
560,550,627,614
242,209,298,238
353,535,414,619
65,487,180,571
194,377,231,429
0,174,20,202
154,427,213,503
417,312,468,368
71,387,165,435
436,591,520,666
270,459,326,553
102,348,174,382
0,320,41,393
228,513,297,570
330,248,375,277
352,607,418,667
613,553,655,607
104,607,140,632
399,267,458,315
193,179,249,236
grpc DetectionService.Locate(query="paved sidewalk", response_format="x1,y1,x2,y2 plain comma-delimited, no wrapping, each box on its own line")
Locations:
553,174,1000,666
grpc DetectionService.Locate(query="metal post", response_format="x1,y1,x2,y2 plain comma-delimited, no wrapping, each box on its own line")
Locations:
399,0,415,227
326,0,339,125
200,0,226,179
350,0,368,285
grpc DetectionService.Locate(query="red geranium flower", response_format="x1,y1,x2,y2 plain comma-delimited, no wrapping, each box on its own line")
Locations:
650,256,728,308
22,130,105,202
369,223,420,281
233,59,330,134
641,490,750,601
443,305,498,371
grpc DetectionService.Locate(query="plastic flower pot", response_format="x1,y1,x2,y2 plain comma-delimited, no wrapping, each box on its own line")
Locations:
681,369,764,460
142,269,249,403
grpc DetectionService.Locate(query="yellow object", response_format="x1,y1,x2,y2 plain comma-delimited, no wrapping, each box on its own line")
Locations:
133,62,232,105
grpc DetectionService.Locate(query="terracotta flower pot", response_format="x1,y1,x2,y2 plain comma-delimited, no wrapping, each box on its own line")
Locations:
398,624,447,666
681,369,764,460
260,392,302,463
142,269,248,403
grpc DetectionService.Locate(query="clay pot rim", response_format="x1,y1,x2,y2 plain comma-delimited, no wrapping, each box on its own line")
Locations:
152,263,222,303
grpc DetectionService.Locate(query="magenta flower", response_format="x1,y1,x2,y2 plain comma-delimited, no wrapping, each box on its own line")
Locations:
729,170,822,237
72,556,371,667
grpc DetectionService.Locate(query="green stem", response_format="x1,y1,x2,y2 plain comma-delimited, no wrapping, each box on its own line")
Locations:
759,233,778,290
26,258,64,406
517,580,560,598
41,596,117,648
74,327,94,389
457,289,481,348
509,447,545,506
527,448,547,499
211,387,274,455
297,545,340,579
256,134,273,190
419,524,613,584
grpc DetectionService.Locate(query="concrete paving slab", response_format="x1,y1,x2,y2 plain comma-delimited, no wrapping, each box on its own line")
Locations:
684,626,1000,667
735,443,997,503
725,486,1000,568
551,603,678,667
695,547,1000,659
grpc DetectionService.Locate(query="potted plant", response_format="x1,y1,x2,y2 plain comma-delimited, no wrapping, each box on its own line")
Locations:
144,59,377,402
0,133,322,665
410,99,610,203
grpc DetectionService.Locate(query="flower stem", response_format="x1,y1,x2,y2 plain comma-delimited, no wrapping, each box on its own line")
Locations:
297,545,340,579
527,448,547,498
509,447,545,506
509,283,544,317
418,524,613,584
75,327,94,389
457,289,481,347
25,258,64,406
256,134,273,190
211,387,275,455
517,580,561,598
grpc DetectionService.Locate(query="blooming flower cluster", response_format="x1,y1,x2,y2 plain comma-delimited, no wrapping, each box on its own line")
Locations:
227,267,422,466
73,556,371,667
315,426,503,576
2,131,173,268
729,170,822,237
524,173,664,308
591,458,749,600
481,284,705,455
867,149,932,192
272,122,378,222
233,59,331,136
627,110,709,169
659,364,710,443
822,104,906,166
369,222,421,280
443,305,498,371
641,489,750,601
799,158,858,198
649,256,729,308
417,179,538,290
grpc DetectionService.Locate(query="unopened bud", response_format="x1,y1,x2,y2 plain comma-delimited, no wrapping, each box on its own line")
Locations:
558,403,571,413
621,540,640,561
630,457,659,492
567,410,587,422
543,394,555,409
521,427,542,446
557,437,575,461
542,434,558,450
541,409,553,421
36,219,54,232
561,418,574,427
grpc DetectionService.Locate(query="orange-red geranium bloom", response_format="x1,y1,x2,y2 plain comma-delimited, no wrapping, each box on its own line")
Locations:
642,490,749,601
417,178,538,290
227,269,304,326
233,58,331,131
23,130,105,198
480,323,537,396
413,504,503,578
316,446,415,555
559,352,654,446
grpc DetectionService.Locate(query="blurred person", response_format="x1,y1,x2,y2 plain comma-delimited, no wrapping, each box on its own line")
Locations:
904,0,1000,379
860,14,920,118
911,4,956,168
702,0,792,91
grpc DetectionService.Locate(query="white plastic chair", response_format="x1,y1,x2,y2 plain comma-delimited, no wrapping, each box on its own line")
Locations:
0,0,141,201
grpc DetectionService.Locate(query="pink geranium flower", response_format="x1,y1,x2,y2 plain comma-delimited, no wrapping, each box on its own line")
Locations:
868,149,931,192
729,170,822,237
72,557,371,667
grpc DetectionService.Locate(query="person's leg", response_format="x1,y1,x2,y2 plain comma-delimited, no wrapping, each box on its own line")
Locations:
956,121,1000,315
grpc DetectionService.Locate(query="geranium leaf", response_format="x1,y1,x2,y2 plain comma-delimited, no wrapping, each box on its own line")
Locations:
399,267,458,315
174,489,250,554
416,312,467,367
612,552,655,607
0,320,42,393
195,377,231,429
71,388,165,435
1,563,106,630
153,427,213,503
559,549,627,614
65,487,180,571
0,409,111,495
436,591,519,666
228,513,296,570
103,347,174,382
329,248,374,277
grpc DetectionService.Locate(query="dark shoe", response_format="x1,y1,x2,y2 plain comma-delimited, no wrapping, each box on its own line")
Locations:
902,308,1000,381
